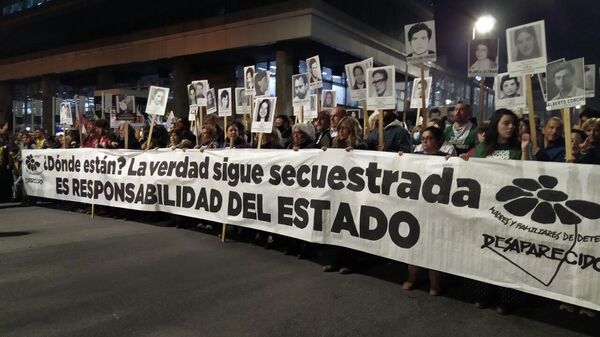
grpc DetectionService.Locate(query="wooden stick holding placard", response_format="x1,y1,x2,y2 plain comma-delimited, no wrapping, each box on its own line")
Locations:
317,88,322,113
300,105,304,124
63,124,67,149
419,64,428,126
524,74,538,147
378,109,384,150
224,116,228,146
363,100,369,139
415,108,421,127
145,114,156,150
75,95,83,147
562,108,573,161
124,122,129,149
479,79,486,123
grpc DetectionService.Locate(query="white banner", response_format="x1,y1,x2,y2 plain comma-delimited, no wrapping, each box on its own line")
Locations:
22,149,600,311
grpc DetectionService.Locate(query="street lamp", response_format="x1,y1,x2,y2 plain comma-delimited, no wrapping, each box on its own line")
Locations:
473,15,496,39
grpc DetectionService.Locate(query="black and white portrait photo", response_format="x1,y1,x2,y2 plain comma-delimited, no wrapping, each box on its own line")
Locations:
115,95,136,121
409,77,432,109
366,66,396,110
345,57,373,101
251,97,277,133
206,88,217,114
347,109,362,120
235,87,251,114
59,102,72,125
244,66,256,95
218,88,232,117
321,90,336,110
405,20,437,64
145,86,170,115
187,84,197,106
292,73,310,106
310,94,317,116
506,20,547,75
494,72,526,110
468,39,498,77
254,70,270,97
306,55,323,90
546,58,586,110
193,80,208,106
188,104,198,122
585,64,596,98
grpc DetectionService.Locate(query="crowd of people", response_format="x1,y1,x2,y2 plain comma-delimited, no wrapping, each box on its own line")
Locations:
1,102,599,317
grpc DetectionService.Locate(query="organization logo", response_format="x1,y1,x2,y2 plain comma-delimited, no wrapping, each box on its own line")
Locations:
482,175,600,287
25,154,43,175
496,175,600,225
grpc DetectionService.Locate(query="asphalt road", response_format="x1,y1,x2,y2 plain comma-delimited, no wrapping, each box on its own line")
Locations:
0,204,598,337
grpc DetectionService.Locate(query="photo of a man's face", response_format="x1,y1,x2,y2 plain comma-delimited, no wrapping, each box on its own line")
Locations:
371,70,388,97
405,21,436,61
410,30,430,55
294,74,308,100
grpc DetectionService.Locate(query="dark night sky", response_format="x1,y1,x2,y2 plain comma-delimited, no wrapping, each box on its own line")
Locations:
433,0,600,74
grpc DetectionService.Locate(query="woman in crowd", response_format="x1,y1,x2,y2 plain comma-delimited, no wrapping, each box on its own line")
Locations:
461,109,530,314
322,117,366,274
196,124,221,150
401,126,446,295
224,121,250,148
413,118,456,155
203,113,225,145
141,124,169,150
289,122,315,150
169,130,193,150
570,128,587,162
465,123,489,158
577,118,600,164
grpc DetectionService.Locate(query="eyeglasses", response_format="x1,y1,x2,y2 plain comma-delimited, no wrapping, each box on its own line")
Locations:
372,79,386,85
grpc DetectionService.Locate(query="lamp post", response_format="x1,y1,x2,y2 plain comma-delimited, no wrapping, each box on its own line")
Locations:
473,15,496,123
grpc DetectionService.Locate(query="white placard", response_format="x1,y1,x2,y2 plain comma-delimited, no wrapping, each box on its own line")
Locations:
345,58,374,101
409,77,433,109
367,66,396,110
251,97,277,133
546,58,586,111
506,20,548,76
59,102,73,126
192,80,209,107
292,73,310,107
145,86,170,116
254,71,271,98
321,90,337,111
206,88,217,114
585,64,596,98
244,66,256,96
306,55,323,89
218,88,232,117
188,105,198,122
405,21,437,64
235,87,251,115
468,39,499,78
494,73,527,110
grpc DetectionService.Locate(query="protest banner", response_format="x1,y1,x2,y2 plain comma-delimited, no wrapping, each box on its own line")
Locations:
22,148,600,311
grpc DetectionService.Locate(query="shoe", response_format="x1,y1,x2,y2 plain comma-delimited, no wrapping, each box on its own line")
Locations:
474,301,488,309
579,308,596,317
339,267,353,274
496,304,512,315
402,281,415,291
323,264,337,272
559,303,576,313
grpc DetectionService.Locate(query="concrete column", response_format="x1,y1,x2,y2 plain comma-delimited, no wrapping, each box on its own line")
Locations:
171,58,191,119
275,48,294,117
0,81,11,129
41,76,56,134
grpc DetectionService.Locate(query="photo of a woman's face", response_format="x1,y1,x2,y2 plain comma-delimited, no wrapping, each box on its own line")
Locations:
475,44,488,60
259,102,268,118
516,31,535,57
502,79,518,96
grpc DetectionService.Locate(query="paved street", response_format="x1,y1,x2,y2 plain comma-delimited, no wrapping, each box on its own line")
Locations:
0,204,598,337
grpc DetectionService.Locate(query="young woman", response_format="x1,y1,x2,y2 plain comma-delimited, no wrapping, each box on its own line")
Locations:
332,116,367,150
577,118,600,164
461,109,530,314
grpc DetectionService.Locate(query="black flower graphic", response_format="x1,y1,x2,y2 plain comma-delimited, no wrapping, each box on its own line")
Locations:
25,154,40,172
496,175,600,225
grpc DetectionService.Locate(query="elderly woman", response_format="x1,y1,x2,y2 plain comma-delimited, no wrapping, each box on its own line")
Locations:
289,122,315,150
224,121,250,149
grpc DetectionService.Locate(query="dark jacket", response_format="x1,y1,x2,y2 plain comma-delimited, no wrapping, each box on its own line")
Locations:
367,119,412,152
535,138,565,162
577,142,600,165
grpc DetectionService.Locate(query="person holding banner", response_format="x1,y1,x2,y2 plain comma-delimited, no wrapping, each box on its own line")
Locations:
203,114,225,145
577,118,600,164
224,122,250,149
289,122,315,150
169,130,193,150
332,117,367,150
315,110,332,148
274,115,292,148
462,109,531,314
116,123,140,149
367,111,412,152
196,124,221,150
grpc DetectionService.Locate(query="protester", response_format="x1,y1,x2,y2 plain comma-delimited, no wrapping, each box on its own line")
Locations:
533,117,565,162
401,126,446,295
33,128,47,149
289,122,315,150
570,128,587,162
465,123,489,158
314,110,332,148
115,123,140,149
169,130,193,150
367,110,412,152
461,109,530,314
577,108,600,128
414,118,456,155
141,124,169,150
224,121,250,148
577,118,600,164
445,101,478,155
274,115,292,148
173,118,197,146
196,124,221,150
203,114,225,145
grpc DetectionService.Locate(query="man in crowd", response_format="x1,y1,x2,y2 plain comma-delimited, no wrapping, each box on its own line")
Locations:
551,63,584,100
534,117,565,162
33,128,46,149
444,101,478,155
367,110,411,152
275,115,292,148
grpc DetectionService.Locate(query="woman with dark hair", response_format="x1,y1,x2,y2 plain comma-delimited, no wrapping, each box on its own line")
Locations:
220,90,230,110
401,126,446,295
224,121,250,148
461,109,530,314
323,91,334,108
514,25,541,61
500,75,520,98
203,113,225,145
256,99,270,122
